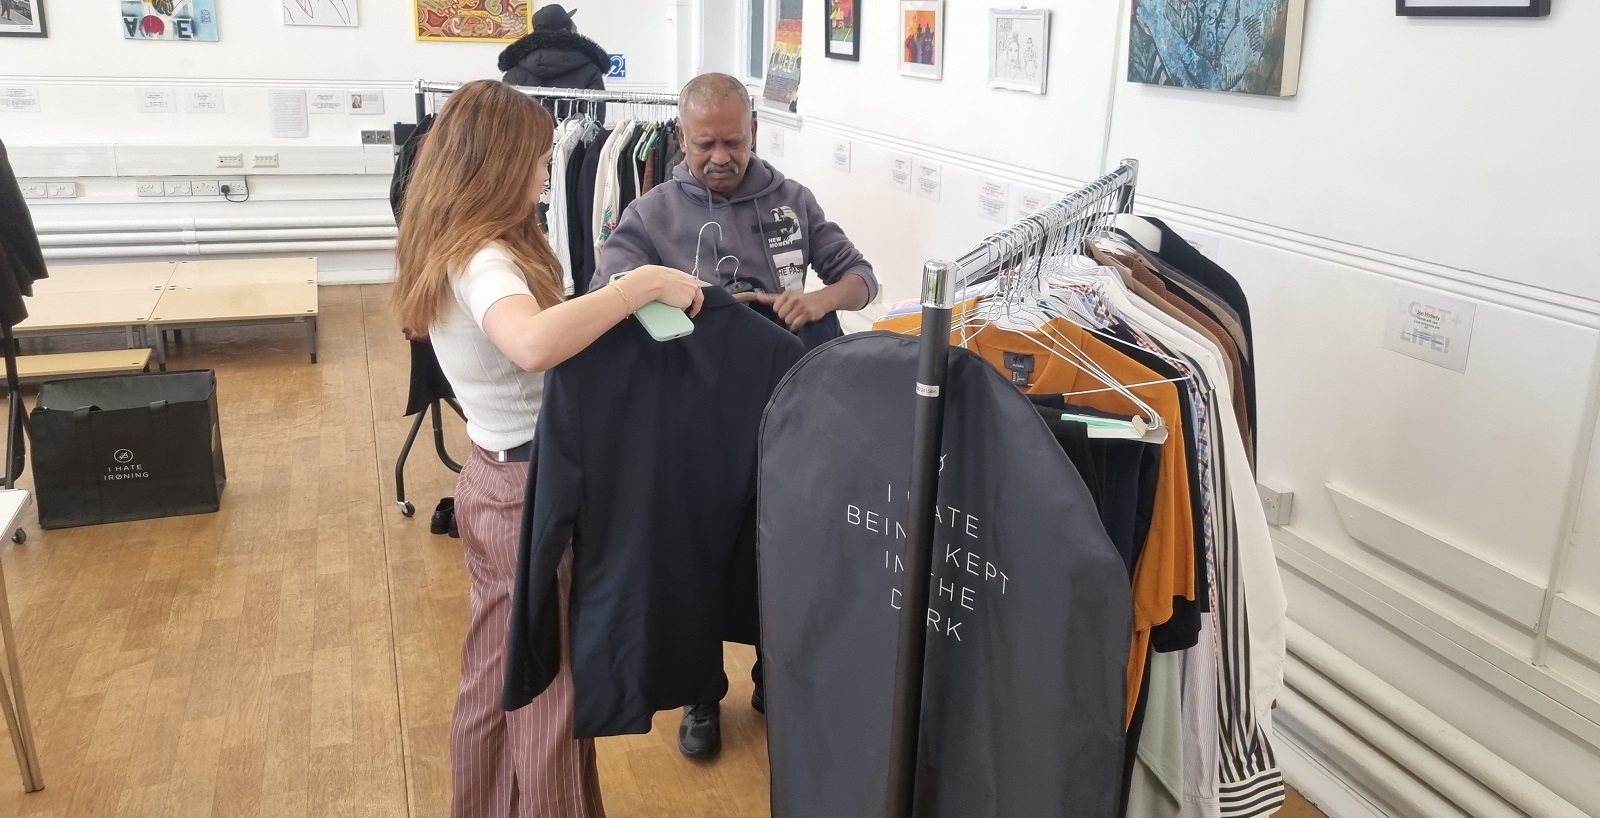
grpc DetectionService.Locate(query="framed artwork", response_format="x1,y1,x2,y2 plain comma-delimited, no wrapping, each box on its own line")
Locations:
899,0,943,80
1128,0,1308,97
764,0,804,105
0,0,46,37
825,0,858,61
1396,0,1549,15
988,9,1049,94
121,0,219,42
284,0,358,27
414,0,530,42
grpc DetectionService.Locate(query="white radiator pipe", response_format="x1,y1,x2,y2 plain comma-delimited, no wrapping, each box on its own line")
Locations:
33,214,396,233
1288,623,1588,818
199,227,396,242
1286,665,1522,818
39,231,190,246
42,239,395,260
36,227,396,247
1278,692,1467,818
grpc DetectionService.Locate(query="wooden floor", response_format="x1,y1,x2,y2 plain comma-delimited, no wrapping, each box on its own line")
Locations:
0,286,1328,817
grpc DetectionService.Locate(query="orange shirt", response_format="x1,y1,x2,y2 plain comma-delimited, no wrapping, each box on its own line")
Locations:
875,308,1195,723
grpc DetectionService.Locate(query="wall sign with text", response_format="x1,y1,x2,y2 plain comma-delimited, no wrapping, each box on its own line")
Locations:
1397,0,1550,17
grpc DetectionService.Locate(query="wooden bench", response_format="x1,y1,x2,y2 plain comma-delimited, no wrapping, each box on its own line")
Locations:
14,349,153,380
17,259,321,371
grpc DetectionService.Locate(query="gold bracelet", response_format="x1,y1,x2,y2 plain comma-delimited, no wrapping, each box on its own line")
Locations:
608,281,637,314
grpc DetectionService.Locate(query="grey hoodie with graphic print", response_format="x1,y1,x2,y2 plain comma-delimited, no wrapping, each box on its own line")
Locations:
592,157,878,303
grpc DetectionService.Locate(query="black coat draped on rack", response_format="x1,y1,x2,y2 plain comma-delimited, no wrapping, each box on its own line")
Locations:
0,139,47,330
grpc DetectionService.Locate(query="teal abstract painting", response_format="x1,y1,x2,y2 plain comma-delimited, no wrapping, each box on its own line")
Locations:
1128,0,1307,97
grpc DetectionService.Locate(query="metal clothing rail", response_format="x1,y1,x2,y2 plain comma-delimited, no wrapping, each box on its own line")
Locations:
884,159,1141,818
412,80,681,122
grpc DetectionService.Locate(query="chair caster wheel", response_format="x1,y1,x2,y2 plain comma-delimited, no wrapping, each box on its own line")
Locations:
399,501,415,518
11,529,24,544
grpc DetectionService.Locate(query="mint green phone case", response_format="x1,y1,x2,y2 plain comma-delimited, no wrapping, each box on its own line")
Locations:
612,274,695,342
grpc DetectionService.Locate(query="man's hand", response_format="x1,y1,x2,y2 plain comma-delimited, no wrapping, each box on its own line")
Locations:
736,290,832,331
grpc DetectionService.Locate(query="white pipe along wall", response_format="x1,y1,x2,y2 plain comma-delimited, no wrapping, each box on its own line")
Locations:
1288,623,1589,818
713,0,1600,815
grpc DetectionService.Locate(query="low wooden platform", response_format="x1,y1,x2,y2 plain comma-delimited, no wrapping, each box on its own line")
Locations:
14,349,152,380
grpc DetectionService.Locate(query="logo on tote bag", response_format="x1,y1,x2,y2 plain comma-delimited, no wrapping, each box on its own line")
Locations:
106,447,150,480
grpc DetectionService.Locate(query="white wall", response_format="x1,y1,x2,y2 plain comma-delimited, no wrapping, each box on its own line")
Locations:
747,1,1600,816
1,0,681,280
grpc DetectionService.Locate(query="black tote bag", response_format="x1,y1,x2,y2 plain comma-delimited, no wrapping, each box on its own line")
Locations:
31,370,227,529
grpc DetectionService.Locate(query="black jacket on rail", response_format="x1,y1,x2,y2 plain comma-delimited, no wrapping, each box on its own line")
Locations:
498,29,610,120
503,285,804,737
0,139,47,330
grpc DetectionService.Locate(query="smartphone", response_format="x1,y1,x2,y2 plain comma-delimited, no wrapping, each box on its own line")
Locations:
612,273,695,341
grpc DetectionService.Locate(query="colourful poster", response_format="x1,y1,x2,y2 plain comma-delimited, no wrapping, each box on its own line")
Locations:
121,0,219,42
763,13,802,105
414,0,530,43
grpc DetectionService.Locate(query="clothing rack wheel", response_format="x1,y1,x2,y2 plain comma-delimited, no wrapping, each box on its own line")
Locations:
394,398,465,517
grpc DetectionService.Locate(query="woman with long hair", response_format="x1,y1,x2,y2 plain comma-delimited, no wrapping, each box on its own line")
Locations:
394,79,703,818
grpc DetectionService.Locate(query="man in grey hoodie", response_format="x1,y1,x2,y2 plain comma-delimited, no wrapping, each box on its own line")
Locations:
593,73,877,343
592,73,878,761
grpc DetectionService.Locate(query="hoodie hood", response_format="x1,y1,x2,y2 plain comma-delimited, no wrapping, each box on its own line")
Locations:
672,157,787,207
497,30,610,75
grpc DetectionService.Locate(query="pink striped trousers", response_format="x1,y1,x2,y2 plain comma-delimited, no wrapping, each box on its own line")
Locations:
451,446,605,818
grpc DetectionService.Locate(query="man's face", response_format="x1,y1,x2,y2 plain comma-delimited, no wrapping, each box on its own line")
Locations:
679,98,754,197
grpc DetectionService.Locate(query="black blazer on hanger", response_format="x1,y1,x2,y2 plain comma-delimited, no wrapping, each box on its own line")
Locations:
503,285,804,737
0,139,47,330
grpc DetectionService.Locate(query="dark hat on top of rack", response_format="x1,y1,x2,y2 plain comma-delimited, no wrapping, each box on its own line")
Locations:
533,4,579,31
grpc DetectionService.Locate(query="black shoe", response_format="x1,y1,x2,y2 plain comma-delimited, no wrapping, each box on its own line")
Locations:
430,497,455,536
678,703,722,759
751,688,766,715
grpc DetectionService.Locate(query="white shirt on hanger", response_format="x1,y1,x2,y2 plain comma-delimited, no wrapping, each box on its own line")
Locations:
1083,263,1286,722
548,119,585,297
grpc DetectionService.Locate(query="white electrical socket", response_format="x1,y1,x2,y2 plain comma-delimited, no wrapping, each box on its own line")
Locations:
250,152,279,168
163,181,193,197
216,153,243,169
192,180,221,197
19,182,47,199
1258,483,1294,527
136,180,165,197
46,182,77,199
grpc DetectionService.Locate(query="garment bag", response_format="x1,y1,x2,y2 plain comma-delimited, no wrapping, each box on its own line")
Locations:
759,332,1130,818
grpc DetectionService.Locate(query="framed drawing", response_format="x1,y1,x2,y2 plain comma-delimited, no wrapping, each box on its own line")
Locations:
1128,0,1308,97
1396,0,1549,15
988,9,1049,94
826,0,858,61
121,0,220,42
0,0,46,37
284,0,358,27
899,0,943,80
414,0,530,42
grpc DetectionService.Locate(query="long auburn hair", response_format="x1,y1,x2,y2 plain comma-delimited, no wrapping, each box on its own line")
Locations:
393,80,563,332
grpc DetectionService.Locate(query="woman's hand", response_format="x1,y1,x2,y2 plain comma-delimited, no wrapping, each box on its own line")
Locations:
621,265,706,317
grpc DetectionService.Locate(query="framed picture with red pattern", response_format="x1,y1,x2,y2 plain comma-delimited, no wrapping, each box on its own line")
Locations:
414,0,531,43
